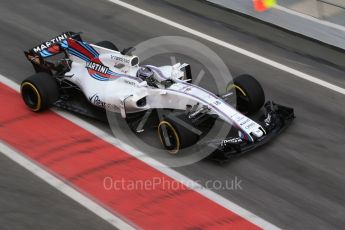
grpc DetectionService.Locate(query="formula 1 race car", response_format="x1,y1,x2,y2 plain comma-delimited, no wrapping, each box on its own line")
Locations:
21,32,294,161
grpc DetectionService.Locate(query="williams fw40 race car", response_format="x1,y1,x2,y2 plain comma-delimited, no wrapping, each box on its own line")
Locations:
21,32,294,162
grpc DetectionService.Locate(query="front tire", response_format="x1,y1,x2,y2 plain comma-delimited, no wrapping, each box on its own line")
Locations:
21,72,60,112
157,114,199,154
226,74,265,114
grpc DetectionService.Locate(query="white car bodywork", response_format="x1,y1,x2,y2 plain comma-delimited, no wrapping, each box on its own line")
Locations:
65,43,265,142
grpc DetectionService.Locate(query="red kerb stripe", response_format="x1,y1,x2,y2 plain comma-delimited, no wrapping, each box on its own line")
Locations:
0,83,260,230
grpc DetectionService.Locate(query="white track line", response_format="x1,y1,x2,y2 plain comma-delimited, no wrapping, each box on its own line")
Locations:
0,74,279,229
0,142,135,230
108,0,345,96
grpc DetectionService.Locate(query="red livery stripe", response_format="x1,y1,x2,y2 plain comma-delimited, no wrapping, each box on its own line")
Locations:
67,38,96,60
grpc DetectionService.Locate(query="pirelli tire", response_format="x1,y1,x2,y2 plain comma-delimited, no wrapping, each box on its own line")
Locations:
21,72,60,112
95,41,119,51
157,114,199,154
227,74,265,115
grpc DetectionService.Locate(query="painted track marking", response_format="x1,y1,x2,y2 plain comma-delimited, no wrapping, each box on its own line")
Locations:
0,74,279,229
108,0,345,96
0,142,135,230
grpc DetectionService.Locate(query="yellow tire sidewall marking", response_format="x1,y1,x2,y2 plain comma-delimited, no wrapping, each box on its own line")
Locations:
158,121,181,154
21,82,42,111
226,84,247,97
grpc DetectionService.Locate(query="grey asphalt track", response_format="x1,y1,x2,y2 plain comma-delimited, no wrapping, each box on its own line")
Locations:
0,153,117,230
0,0,344,229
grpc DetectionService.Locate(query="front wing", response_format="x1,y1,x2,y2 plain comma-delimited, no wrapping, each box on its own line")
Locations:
207,102,295,163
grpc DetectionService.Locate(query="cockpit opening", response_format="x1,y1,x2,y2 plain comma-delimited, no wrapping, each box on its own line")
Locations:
136,66,176,89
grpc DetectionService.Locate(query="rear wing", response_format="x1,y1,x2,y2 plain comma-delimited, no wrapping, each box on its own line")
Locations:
24,31,81,73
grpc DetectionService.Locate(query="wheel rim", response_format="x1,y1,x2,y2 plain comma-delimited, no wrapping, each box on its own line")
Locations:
226,83,250,114
21,82,41,111
158,121,180,154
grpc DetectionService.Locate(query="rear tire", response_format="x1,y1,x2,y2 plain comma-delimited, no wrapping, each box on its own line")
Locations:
21,72,60,112
157,114,199,154
226,74,265,114
95,41,119,51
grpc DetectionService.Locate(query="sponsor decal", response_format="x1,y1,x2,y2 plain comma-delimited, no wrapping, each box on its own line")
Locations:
221,138,243,147
86,62,109,74
33,33,68,53
111,55,130,64
239,118,256,130
240,118,251,126
124,80,136,86
89,94,117,111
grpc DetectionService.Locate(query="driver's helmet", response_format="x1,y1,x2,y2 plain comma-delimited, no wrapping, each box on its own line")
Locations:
137,67,154,81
